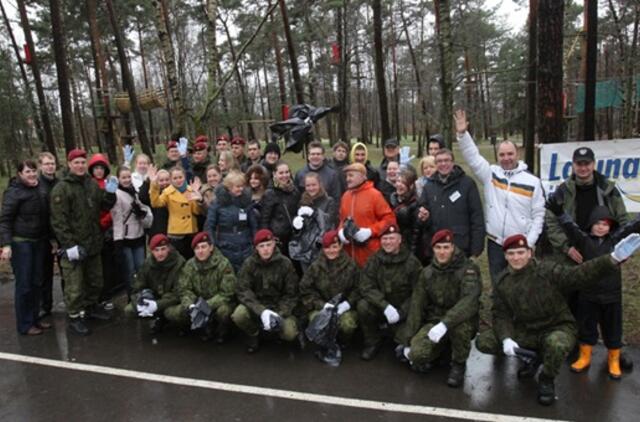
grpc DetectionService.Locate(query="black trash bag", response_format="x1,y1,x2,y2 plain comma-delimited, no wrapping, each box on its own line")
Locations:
188,297,212,331
288,213,324,264
269,104,339,153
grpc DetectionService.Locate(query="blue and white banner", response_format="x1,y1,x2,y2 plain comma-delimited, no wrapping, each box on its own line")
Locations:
540,139,640,212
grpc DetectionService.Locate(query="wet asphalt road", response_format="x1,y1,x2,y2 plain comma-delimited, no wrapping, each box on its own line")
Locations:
1,279,638,422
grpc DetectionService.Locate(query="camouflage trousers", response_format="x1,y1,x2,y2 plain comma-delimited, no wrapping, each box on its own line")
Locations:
60,253,103,316
476,325,577,378
408,320,477,366
231,304,299,342
357,299,407,347
164,302,234,330
308,309,358,342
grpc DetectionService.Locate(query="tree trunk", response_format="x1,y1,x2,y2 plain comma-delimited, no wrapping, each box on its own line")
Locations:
49,0,76,153
372,0,391,143
105,0,152,157
537,0,564,143
138,20,155,152
336,3,350,143
354,42,367,145
525,0,538,169
580,0,597,141
16,0,57,158
205,0,219,114
70,72,89,150
434,0,454,147
87,0,117,162
151,0,186,136
390,5,401,141
278,0,304,104
272,15,288,119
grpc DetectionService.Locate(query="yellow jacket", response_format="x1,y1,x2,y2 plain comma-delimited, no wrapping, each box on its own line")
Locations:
150,183,202,235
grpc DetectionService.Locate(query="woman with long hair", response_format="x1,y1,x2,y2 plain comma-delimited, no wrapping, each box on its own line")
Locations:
390,168,420,253
260,161,300,255
0,160,51,335
218,150,239,178
245,164,269,221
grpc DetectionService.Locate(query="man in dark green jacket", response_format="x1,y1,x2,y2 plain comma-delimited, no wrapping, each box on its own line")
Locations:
50,149,117,336
124,234,185,334
399,229,481,388
171,232,237,342
357,223,423,360
300,230,361,344
232,229,300,353
476,233,640,406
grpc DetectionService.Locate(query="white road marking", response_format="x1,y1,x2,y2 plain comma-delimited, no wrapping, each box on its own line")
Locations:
0,352,567,422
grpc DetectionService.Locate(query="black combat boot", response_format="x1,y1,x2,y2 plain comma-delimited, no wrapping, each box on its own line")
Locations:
620,350,634,371
537,374,555,406
150,316,166,334
447,362,466,388
68,315,91,336
361,342,381,361
87,304,112,321
518,359,542,379
245,334,260,353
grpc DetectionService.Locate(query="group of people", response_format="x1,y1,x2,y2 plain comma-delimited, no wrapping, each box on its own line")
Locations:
1,109,640,407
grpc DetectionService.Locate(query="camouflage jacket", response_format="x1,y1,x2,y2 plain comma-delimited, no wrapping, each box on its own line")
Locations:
299,250,360,311
178,248,236,311
132,250,185,310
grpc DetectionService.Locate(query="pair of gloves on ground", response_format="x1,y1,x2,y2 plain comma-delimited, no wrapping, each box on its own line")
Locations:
136,299,158,318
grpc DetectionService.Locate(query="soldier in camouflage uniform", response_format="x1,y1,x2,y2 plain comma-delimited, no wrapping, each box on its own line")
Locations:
357,223,422,360
170,232,237,342
50,149,117,336
476,233,640,406
232,229,300,353
300,229,360,344
398,229,481,388
124,234,185,334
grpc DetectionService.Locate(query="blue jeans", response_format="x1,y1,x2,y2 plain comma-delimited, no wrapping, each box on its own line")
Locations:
121,244,146,295
11,240,45,333
487,239,508,286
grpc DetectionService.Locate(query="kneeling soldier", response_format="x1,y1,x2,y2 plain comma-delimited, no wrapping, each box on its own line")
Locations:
171,232,236,342
399,229,481,388
300,229,361,347
125,234,185,333
357,223,422,360
476,233,640,406
232,229,300,353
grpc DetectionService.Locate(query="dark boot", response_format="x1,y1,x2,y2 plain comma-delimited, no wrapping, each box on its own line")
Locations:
87,305,112,321
245,334,260,354
360,342,381,361
620,351,634,371
410,361,433,374
68,316,91,336
215,322,230,344
150,316,166,334
447,363,466,388
537,374,555,406
518,359,542,379
297,332,307,351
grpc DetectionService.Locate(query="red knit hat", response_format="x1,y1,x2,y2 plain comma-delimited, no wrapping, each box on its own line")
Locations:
321,230,340,248
191,232,212,249
431,229,454,247
67,149,87,162
149,234,170,250
254,229,275,246
502,234,529,251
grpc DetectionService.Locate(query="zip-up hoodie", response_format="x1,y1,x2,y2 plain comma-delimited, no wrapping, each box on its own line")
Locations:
457,131,545,246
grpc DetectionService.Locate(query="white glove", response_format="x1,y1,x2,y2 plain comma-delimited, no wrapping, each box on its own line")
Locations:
336,301,351,315
188,304,196,310
292,216,304,230
353,228,372,243
105,176,118,193
502,338,519,357
403,347,411,361
298,206,314,217
136,302,147,314
427,322,448,343
260,309,279,331
611,233,640,263
123,144,134,164
143,299,158,315
139,309,153,318
338,228,350,244
383,304,400,324
323,302,335,311
66,245,81,262
399,146,414,166
178,137,189,156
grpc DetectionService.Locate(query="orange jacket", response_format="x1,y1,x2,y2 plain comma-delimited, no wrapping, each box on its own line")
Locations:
339,180,396,267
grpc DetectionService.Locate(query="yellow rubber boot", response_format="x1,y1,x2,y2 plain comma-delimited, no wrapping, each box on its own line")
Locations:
608,349,621,380
570,344,592,373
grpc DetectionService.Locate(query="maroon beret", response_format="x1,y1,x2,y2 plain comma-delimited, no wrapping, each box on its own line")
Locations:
216,134,230,144
254,229,275,246
321,229,340,248
193,142,208,152
67,149,87,162
380,223,400,237
149,234,170,250
191,232,212,250
166,140,178,150
502,234,529,251
231,136,246,146
431,229,454,247
195,135,208,144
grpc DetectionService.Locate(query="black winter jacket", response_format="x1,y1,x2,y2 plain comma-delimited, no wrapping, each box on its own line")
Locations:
260,184,301,243
418,165,485,258
0,178,50,245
